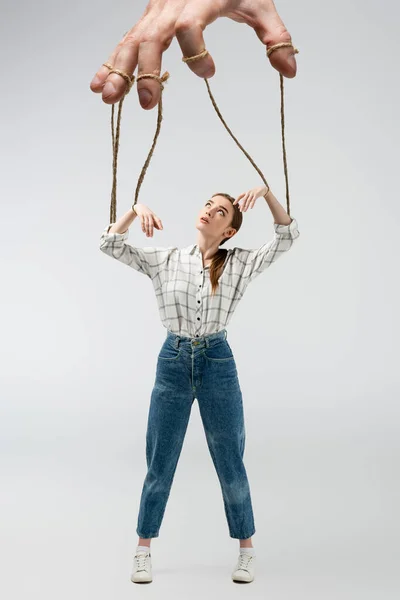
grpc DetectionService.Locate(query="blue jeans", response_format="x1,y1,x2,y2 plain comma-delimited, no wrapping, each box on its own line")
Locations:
136,328,256,539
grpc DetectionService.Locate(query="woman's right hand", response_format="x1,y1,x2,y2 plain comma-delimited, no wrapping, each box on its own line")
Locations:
134,203,163,237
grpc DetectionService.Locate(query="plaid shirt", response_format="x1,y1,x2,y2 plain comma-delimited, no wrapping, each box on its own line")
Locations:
99,218,300,338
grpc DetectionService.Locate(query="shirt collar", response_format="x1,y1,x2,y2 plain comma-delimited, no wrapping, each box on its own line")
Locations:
187,243,231,253
185,243,199,255
184,243,211,268
185,243,231,264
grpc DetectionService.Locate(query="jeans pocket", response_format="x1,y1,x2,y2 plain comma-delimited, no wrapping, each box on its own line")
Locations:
202,340,234,362
158,341,181,361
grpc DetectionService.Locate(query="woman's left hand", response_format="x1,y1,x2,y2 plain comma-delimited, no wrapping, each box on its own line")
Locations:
233,186,267,212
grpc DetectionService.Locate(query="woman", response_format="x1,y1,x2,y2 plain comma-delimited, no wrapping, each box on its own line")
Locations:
99,184,300,584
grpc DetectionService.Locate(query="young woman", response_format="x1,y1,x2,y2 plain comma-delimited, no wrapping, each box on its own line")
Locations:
99,184,300,584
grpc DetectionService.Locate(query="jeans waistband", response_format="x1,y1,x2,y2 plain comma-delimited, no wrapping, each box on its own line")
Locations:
166,328,228,349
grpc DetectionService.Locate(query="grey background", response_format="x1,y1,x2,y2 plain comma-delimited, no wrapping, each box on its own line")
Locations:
1,0,399,598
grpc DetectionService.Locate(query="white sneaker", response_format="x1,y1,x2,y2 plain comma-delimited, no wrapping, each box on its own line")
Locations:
231,552,256,583
130,549,152,583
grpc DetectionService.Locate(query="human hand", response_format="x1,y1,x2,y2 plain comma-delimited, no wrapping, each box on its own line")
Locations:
233,186,267,212
134,203,163,237
90,0,297,109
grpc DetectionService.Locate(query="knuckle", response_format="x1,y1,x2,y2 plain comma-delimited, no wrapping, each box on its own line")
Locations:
175,17,198,36
138,18,170,44
123,35,140,51
138,30,159,44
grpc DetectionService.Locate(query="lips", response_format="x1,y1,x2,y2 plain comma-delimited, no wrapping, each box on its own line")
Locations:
201,217,209,224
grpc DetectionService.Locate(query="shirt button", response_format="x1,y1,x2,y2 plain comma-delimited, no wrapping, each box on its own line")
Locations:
197,317,200,321
200,270,203,274
197,300,200,304
195,334,199,337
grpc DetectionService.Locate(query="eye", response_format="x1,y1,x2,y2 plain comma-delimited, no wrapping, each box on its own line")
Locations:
205,201,225,216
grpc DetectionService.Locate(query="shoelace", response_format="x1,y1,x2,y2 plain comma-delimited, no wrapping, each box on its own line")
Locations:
237,553,253,572
134,551,150,572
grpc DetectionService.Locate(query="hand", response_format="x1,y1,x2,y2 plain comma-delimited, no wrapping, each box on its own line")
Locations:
134,203,163,237
233,186,267,212
90,0,297,108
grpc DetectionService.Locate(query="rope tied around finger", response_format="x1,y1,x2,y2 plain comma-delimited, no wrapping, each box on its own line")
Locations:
103,64,170,224
103,41,298,225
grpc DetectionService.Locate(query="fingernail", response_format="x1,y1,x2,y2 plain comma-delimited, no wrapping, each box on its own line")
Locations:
103,81,116,97
139,89,152,107
288,54,297,70
91,75,101,85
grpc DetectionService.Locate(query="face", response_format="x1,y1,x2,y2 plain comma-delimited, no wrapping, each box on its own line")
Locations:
196,195,236,242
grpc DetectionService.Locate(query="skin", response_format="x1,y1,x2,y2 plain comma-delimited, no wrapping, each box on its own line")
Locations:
90,0,298,108
196,195,238,263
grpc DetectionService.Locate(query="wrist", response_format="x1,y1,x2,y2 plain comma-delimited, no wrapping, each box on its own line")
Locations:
263,186,271,198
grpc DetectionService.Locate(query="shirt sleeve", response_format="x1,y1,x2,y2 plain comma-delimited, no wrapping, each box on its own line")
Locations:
233,217,300,285
99,223,176,280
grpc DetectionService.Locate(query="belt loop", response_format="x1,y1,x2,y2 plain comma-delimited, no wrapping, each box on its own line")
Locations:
205,336,210,348
224,329,227,340
174,336,180,349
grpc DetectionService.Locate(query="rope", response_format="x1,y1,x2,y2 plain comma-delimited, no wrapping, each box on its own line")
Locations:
103,41,299,224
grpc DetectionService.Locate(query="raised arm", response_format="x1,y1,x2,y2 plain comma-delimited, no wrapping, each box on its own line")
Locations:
99,204,173,280
232,185,300,286
107,206,138,234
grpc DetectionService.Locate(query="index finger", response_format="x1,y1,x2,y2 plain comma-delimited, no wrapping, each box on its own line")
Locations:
89,30,132,97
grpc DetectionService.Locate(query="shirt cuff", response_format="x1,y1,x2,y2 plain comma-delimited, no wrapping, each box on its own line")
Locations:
274,217,298,235
102,223,129,238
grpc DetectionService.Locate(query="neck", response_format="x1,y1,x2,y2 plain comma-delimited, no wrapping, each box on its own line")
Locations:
196,238,221,261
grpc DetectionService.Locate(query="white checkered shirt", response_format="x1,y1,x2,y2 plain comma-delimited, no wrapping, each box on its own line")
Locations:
99,218,300,338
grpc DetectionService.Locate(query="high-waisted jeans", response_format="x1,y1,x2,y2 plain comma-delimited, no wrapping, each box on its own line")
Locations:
136,328,256,540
